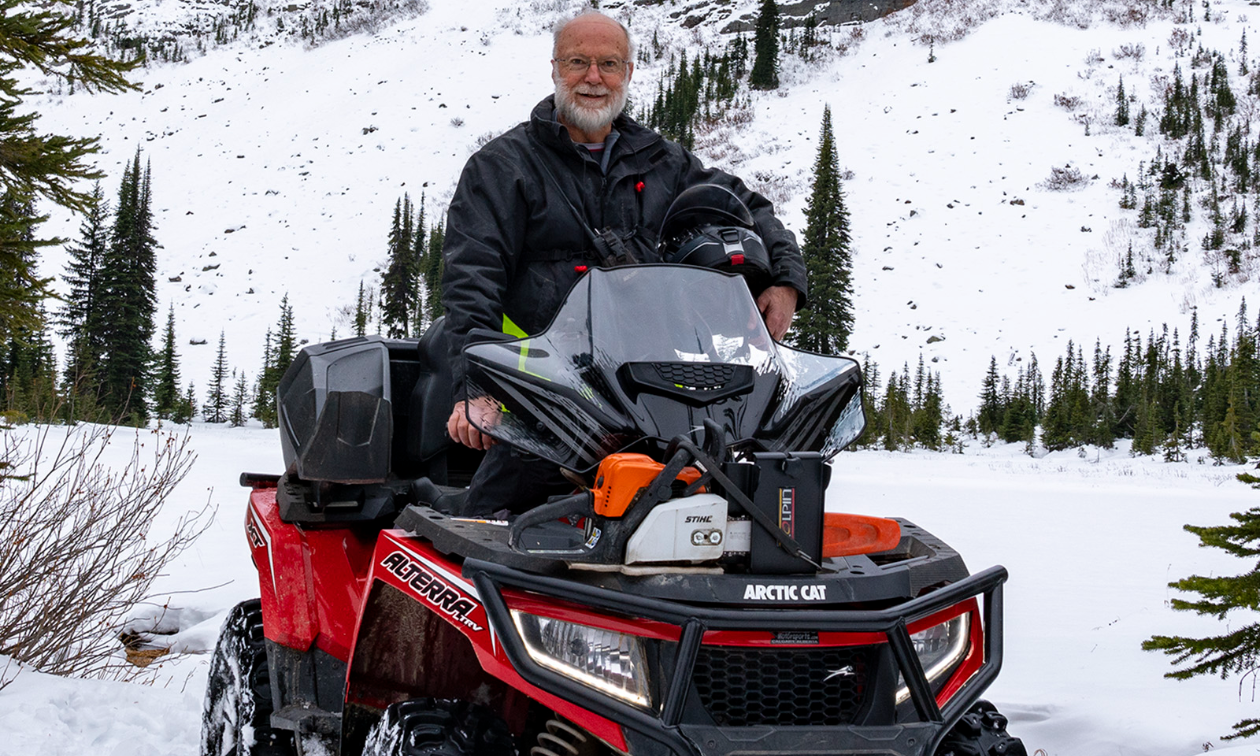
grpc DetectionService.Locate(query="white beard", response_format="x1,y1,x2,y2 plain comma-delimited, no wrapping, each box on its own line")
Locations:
554,75,628,137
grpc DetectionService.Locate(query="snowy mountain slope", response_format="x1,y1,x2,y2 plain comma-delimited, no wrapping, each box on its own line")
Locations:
29,0,1256,413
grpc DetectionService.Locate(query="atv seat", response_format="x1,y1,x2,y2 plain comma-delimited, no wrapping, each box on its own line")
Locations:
405,317,484,487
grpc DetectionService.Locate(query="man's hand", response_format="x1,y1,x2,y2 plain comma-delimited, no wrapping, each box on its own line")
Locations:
756,285,799,341
446,397,499,450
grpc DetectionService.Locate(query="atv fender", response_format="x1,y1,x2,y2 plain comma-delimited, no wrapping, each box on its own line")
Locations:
342,532,630,753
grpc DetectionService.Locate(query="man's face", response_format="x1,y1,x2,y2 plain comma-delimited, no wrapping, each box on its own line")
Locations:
551,16,633,137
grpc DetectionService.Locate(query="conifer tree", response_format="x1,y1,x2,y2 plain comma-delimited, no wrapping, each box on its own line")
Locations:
58,182,109,389
95,149,158,421
1115,76,1130,127
1144,474,1260,740
229,369,248,427
0,0,137,344
1,306,57,417
174,381,195,424
424,224,445,325
789,106,854,355
380,194,417,338
977,356,1002,439
152,304,181,420
748,0,779,90
206,330,229,423
253,296,296,428
353,281,373,337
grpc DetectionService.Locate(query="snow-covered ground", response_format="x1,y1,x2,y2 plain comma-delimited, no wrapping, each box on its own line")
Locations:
1,425,1257,755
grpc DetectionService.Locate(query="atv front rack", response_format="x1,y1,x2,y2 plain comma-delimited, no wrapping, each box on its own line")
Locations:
465,558,1007,756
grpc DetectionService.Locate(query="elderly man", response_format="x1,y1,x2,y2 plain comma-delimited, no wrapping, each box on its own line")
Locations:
441,11,807,512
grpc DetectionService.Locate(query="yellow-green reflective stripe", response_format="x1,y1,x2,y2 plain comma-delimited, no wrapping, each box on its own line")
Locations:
502,314,528,339
502,314,549,381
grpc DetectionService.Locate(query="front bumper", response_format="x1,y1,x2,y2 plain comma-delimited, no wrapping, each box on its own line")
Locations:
464,559,1008,756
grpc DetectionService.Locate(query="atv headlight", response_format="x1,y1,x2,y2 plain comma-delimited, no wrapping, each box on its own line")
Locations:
895,612,971,705
511,611,652,709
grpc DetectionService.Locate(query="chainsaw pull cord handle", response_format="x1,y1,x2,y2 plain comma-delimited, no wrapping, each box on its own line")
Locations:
670,436,822,570
507,491,594,549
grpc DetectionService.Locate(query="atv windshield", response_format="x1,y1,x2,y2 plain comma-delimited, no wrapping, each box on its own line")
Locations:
464,265,864,472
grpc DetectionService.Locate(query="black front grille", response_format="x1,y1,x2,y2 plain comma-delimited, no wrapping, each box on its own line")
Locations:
653,362,736,389
692,645,872,727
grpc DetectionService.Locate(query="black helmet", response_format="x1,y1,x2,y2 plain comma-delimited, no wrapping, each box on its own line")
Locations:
658,184,773,296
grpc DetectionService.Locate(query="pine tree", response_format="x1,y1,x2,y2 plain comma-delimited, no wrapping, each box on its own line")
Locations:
1116,76,1130,127
972,357,1002,441
789,106,854,355
1,306,58,418
229,369,248,427
380,194,418,338
152,304,181,420
748,0,779,90
1143,474,1260,740
353,281,373,337
173,381,195,424
424,224,445,325
58,182,109,390
0,0,136,344
977,356,1002,439
206,330,229,423
95,150,158,421
253,295,296,428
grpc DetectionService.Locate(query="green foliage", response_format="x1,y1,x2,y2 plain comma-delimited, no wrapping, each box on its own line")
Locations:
380,194,418,338
353,280,374,337
57,182,108,392
1116,76,1130,127
1143,477,1260,740
420,222,445,329
94,150,158,422
970,302,1260,460
641,46,742,151
206,331,229,423
790,106,854,356
748,0,779,90
152,304,188,421
0,0,137,344
852,357,949,452
252,295,296,428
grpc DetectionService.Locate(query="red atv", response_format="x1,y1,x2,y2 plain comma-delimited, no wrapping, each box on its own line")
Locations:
201,266,1025,756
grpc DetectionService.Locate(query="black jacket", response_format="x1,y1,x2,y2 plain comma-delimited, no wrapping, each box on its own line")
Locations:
441,95,807,400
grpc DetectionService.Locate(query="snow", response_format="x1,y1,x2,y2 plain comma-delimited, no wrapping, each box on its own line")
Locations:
3,425,1258,754
7,0,1260,753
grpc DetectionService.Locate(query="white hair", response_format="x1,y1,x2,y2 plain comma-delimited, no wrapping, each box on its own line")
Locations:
552,10,636,61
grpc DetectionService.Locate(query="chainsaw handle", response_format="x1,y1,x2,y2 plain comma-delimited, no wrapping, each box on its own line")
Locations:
507,491,594,548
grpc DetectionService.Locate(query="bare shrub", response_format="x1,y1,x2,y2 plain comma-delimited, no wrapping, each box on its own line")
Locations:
1168,28,1192,55
1009,82,1034,100
1040,164,1090,191
1113,42,1145,61
449,117,464,128
1054,93,1083,110
473,131,499,150
0,424,207,688
1102,0,1153,27
747,169,798,208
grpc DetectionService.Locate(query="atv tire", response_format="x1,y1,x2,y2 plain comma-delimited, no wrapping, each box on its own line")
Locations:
201,599,296,756
363,698,517,756
935,700,1027,756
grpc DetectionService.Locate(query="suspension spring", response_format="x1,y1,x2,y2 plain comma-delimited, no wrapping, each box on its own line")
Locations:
530,718,589,756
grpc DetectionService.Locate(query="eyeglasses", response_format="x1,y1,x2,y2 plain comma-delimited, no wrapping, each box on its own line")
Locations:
555,56,629,77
